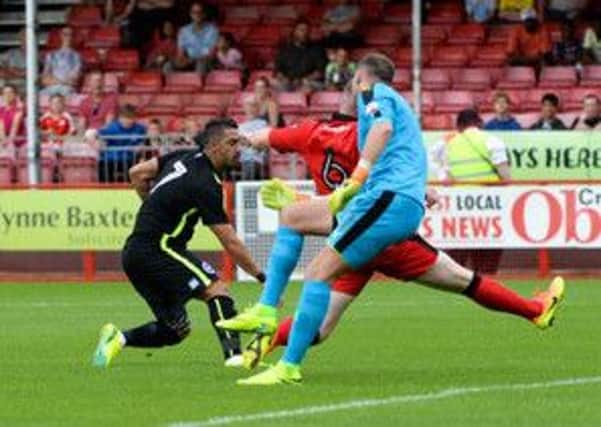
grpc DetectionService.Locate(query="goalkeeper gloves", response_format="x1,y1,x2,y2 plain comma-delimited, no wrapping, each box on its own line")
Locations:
328,159,371,214
259,178,309,211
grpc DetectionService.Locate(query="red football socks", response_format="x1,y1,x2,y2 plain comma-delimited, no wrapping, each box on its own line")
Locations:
465,275,543,320
270,316,293,348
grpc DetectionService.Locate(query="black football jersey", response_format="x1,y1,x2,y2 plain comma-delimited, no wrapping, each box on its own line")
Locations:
129,150,228,248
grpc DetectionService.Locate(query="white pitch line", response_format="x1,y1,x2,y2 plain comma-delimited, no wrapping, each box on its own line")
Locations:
168,375,601,427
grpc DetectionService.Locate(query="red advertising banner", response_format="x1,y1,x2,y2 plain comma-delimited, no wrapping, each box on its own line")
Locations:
420,185,601,248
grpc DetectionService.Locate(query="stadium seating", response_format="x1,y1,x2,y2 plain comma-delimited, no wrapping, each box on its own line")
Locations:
496,67,536,89
513,112,540,128
309,91,342,114
580,65,601,88
104,49,140,71
487,25,515,44
163,72,203,94
447,24,486,45
422,113,454,130
81,72,119,94
117,94,151,110
382,3,412,24
420,25,448,45
79,48,102,70
427,3,464,24
421,68,451,91
538,66,578,88
429,46,474,67
263,5,300,25
396,47,432,67
86,26,121,49
557,111,579,128
393,68,411,90
124,72,162,94
364,25,404,47
241,26,286,47
224,6,262,26
60,143,98,183
67,5,102,27
434,90,476,113
142,94,183,116
204,70,243,93
16,147,55,184
183,93,231,115
0,146,15,185
469,44,508,67
562,88,595,110
277,92,307,114
452,68,494,91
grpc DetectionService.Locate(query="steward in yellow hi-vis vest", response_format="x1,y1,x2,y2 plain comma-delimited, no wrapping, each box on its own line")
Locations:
430,109,511,183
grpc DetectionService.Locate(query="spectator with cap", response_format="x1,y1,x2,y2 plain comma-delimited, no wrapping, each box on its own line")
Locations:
484,92,522,130
98,104,147,182
40,27,82,97
0,28,26,91
0,84,25,148
275,20,327,92
430,108,510,274
570,94,601,130
530,93,567,130
172,2,219,75
507,8,551,66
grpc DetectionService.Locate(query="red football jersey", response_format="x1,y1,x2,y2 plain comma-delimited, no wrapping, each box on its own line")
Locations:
269,118,359,195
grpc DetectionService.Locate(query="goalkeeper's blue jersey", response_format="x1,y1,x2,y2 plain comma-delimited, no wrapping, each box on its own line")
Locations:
357,82,427,204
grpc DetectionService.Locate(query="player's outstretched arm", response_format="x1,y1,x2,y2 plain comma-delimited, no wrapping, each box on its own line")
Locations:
210,224,265,282
129,158,159,200
360,120,392,167
245,128,273,149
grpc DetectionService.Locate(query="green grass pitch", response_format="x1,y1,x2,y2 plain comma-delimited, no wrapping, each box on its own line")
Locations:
1,279,600,427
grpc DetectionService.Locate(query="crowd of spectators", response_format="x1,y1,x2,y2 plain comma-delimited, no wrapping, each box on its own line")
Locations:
0,0,600,183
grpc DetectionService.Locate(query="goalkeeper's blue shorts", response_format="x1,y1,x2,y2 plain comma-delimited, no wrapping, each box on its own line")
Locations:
327,190,424,269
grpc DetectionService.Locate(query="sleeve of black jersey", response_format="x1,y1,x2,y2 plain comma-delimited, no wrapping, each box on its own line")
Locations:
157,150,193,173
198,184,230,226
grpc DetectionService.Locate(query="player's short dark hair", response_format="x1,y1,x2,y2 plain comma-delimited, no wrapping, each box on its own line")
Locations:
195,117,238,148
358,53,395,84
456,108,482,129
542,93,560,107
119,104,137,118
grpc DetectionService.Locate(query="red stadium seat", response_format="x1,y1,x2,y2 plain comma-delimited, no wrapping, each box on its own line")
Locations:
496,67,536,89
242,27,287,47
580,65,601,88
487,25,516,44
470,44,508,67
434,90,476,113
277,92,307,114
60,144,99,183
420,25,448,45
16,147,55,184
248,70,274,86
309,91,342,114
86,26,121,49
452,68,493,91
218,25,252,44
421,68,451,91
79,48,102,70
562,88,597,110
401,90,435,113
163,72,203,93
104,49,140,71
522,89,561,112
447,24,486,45
224,7,261,25
263,5,299,25
269,151,308,180
0,146,15,185
538,66,577,88
68,5,102,27
364,25,404,47
245,47,278,69
513,112,540,128
422,113,454,130
396,47,432,67
124,72,162,94
351,47,396,63
382,3,412,24
393,68,411,90
428,3,464,24
118,94,151,110
142,94,183,115
183,93,231,115
204,70,242,93
430,46,474,68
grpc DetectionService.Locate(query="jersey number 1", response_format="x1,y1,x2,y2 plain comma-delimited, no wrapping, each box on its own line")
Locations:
151,161,187,194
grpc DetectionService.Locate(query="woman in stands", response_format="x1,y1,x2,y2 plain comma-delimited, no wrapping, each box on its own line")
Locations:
0,84,25,148
253,77,284,128
145,20,178,72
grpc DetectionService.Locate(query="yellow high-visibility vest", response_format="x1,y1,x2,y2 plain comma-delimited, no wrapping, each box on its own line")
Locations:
446,129,500,182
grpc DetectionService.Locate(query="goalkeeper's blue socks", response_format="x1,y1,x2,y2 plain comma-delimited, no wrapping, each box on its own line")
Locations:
282,280,330,365
259,226,304,308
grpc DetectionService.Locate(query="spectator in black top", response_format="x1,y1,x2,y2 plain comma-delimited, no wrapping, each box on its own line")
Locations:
275,20,327,93
530,93,567,130
322,0,362,48
548,20,582,65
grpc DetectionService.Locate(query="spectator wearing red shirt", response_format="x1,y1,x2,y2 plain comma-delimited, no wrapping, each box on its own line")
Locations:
145,20,178,72
39,94,76,145
507,9,551,67
80,72,118,131
0,84,25,147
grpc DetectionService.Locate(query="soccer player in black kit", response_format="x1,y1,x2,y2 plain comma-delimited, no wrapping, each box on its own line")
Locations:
92,118,265,368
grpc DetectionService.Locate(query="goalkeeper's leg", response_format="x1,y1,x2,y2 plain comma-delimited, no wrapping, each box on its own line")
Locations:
217,198,333,334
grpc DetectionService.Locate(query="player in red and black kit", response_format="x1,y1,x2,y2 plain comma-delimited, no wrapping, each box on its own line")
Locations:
233,86,565,368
